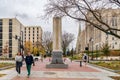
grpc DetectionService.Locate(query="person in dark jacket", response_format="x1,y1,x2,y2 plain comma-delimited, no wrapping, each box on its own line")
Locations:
25,51,35,78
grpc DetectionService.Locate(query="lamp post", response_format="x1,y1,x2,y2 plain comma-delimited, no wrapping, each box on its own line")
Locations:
91,38,94,60
21,31,23,55
15,35,21,53
15,31,23,55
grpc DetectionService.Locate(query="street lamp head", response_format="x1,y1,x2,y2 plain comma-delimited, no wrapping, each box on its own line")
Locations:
17,36,20,39
15,35,17,39
89,37,94,42
91,38,94,42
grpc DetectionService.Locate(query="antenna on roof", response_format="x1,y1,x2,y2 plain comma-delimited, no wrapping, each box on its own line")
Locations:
15,14,18,19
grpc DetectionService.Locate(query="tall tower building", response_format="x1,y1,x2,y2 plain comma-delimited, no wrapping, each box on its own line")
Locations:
76,22,81,53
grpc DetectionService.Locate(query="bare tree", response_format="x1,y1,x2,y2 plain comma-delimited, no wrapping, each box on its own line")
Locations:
109,0,120,7
44,0,120,38
42,31,53,55
62,31,75,56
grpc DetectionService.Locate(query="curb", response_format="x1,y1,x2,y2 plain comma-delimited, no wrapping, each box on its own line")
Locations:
89,63,120,73
0,66,15,71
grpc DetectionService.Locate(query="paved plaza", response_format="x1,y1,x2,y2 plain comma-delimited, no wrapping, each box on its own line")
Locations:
0,58,119,80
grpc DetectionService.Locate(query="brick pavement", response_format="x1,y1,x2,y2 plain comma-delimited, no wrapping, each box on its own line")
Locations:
0,58,119,80
21,59,100,72
11,58,100,80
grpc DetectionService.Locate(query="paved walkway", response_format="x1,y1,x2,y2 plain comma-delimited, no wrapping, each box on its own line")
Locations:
0,58,120,80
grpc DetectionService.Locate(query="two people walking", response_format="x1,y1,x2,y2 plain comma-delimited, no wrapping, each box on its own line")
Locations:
15,51,35,78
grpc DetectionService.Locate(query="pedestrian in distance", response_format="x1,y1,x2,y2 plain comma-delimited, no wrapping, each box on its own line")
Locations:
79,53,83,67
15,52,23,76
83,53,88,67
25,51,35,78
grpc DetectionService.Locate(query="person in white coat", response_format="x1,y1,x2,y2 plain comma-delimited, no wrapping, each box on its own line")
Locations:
15,52,23,76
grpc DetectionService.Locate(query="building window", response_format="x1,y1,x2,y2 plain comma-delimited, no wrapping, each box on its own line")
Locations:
0,26,2,32
0,40,2,46
112,45,114,49
9,40,12,46
9,47,12,53
9,33,12,39
0,48,2,51
0,33,2,39
105,18,108,24
0,47,2,55
9,19,12,25
0,19,2,25
112,37,114,40
111,17,117,26
9,26,12,32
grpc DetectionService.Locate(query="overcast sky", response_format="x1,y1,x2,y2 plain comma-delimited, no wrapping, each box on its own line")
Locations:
0,0,80,49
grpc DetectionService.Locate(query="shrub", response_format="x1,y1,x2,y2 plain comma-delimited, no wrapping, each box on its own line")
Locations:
110,50,120,56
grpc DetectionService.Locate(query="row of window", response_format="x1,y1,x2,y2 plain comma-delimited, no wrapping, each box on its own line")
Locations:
24,40,38,44
24,37,39,40
0,20,2,53
0,46,12,53
24,31,39,33
0,27,12,32
0,33,13,39
24,34,39,36
0,40,12,46
25,27,39,30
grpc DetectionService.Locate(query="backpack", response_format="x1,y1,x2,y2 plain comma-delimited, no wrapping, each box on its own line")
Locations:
84,55,87,60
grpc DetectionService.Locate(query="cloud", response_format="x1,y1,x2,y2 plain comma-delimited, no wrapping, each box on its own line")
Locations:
15,12,29,19
0,0,78,48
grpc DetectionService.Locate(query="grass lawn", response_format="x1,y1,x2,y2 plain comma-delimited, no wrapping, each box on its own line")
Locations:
0,74,6,77
0,63,15,68
110,76,120,80
90,61,120,70
90,61,120,80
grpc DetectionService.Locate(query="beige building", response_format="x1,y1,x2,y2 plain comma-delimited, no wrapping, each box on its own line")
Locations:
76,9,120,52
24,26,42,46
0,18,24,58
0,18,43,58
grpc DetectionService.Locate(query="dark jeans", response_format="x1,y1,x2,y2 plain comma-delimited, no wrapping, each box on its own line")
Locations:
16,62,22,74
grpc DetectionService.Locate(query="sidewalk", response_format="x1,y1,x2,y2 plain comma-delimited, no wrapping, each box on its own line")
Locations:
0,58,119,80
